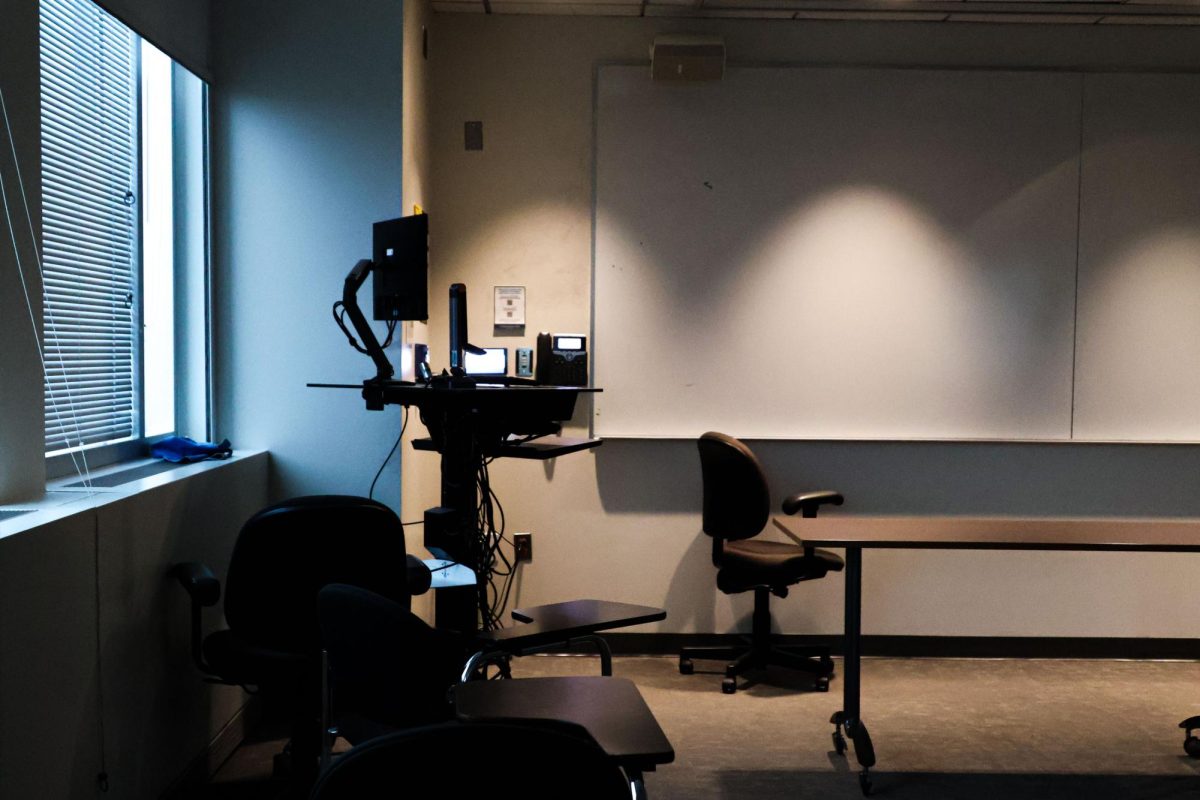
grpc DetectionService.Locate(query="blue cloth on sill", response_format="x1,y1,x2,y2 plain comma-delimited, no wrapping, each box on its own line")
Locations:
151,436,233,463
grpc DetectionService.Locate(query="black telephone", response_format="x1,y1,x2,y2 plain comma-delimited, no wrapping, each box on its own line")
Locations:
535,332,588,386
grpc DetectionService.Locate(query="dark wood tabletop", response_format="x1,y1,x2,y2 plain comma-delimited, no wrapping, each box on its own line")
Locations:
455,676,675,768
772,514,1200,552
477,599,666,648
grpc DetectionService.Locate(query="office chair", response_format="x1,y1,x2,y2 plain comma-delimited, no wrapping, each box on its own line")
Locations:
316,582,467,746
317,584,675,796
172,495,431,787
309,721,631,800
679,432,845,693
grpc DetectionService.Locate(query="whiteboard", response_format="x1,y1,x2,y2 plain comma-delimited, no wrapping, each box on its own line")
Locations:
1072,74,1200,442
593,66,1082,440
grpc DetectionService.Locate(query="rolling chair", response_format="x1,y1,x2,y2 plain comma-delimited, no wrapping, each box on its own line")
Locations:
679,432,845,693
316,583,467,747
172,495,432,788
309,721,631,800
317,584,675,797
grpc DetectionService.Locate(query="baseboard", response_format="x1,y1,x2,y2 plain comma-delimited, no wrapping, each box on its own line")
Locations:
160,697,260,799
585,633,1200,660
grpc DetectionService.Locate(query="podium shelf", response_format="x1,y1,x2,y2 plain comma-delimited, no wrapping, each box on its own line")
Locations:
410,435,602,460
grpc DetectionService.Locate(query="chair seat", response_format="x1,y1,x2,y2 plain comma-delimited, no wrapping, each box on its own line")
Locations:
717,540,844,594
203,628,310,686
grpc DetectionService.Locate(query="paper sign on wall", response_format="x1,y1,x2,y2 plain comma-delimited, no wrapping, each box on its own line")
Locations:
494,286,526,327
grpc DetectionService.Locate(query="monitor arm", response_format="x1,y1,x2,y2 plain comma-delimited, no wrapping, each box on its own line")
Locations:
343,258,395,382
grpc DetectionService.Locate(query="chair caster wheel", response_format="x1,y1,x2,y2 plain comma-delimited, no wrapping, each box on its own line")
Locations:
1185,735,1200,759
272,750,292,779
859,770,873,795
815,676,830,692
721,677,737,694
832,730,847,756
679,658,693,675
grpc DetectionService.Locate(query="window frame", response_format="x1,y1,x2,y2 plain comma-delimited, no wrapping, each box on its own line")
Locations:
39,0,211,478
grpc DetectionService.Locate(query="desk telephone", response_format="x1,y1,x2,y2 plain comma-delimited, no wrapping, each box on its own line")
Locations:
536,332,588,386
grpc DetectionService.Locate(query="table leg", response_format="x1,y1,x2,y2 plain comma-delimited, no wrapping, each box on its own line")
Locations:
831,546,876,795
627,768,646,800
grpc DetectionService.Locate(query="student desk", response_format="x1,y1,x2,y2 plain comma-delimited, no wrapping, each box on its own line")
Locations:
455,676,674,800
772,515,1200,796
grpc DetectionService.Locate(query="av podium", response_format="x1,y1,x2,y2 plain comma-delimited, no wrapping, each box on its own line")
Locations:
364,380,601,632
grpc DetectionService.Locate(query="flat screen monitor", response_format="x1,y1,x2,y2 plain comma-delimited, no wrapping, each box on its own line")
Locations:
464,347,507,377
372,214,428,321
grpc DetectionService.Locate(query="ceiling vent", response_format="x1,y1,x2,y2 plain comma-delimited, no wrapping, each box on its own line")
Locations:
650,35,725,82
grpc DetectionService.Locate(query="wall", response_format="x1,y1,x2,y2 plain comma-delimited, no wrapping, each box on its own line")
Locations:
210,0,410,510
415,14,1200,638
97,0,212,78
0,0,45,504
0,454,267,799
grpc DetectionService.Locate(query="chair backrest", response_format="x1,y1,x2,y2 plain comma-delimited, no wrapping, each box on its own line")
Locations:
317,583,465,733
223,495,413,654
309,720,631,800
698,432,771,542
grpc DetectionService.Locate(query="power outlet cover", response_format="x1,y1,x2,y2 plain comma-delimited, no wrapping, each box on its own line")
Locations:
514,532,532,562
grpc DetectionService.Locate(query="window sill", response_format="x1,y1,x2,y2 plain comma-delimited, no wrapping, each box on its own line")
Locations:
0,449,268,541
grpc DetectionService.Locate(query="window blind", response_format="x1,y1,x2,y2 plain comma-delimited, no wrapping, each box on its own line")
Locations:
40,0,138,453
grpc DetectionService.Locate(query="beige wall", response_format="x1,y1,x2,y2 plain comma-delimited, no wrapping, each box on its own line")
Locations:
0,455,267,799
0,0,45,504
99,0,211,78
411,14,1200,637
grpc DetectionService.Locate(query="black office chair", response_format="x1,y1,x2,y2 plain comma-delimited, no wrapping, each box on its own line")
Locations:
172,495,432,787
309,721,630,800
679,432,846,693
316,583,467,746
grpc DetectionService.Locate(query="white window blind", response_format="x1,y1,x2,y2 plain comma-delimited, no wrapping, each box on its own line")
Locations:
40,0,139,453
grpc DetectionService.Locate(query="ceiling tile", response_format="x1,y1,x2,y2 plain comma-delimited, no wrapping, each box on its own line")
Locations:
948,11,1104,19
432,1,486,11
489,1,643,12
794,9,950,18
1099,12,1200,20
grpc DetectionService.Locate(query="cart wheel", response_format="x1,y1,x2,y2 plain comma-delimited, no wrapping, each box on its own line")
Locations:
679,658,694,675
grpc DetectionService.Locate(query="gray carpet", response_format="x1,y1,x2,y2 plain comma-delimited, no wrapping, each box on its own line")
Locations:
202,655,1200,798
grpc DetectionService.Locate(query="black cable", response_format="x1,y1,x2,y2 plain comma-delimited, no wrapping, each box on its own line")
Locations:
368,407,408,500
333,302,396,352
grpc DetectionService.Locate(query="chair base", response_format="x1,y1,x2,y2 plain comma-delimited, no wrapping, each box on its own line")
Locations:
678,586,834,693
679,642,833,693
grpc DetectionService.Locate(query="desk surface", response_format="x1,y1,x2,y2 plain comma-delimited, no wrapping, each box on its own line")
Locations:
455,676,674,767
773,514,1200,552
480,599,666,647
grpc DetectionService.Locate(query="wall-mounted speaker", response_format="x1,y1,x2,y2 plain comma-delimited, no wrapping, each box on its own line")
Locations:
650,35,725,82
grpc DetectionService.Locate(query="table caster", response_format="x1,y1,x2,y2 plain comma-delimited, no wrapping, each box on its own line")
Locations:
1186,734,1200,759
859,770,873,796
814,675,830,693
721,677,737,694
832,730,847,756
679,657,694,675
1180,717,1200,758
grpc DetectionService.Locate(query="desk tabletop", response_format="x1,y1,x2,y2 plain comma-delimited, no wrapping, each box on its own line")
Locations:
479,599,666,648
772,514,1200,552
455,676,674,767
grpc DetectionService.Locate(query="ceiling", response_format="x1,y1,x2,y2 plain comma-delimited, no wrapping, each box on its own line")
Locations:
431,0,1200,25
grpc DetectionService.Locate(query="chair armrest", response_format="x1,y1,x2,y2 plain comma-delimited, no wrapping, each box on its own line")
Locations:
171,562,220,675
782,490,844,518
172,561,220,606
406,554,433,596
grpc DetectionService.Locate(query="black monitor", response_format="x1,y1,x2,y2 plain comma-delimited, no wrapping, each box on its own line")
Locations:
372,214,428,321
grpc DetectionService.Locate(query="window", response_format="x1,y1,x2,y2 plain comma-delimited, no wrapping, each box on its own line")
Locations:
39,0,209,465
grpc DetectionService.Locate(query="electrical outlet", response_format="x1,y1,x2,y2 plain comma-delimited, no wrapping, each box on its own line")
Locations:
516,347,533,377
513,532,532,563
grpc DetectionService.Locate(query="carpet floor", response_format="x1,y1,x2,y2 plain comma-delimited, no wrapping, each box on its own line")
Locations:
197,654,1200,799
